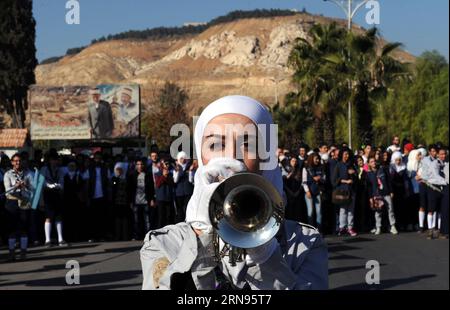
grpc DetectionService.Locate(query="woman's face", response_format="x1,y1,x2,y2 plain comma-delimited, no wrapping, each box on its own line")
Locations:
383,152,389,162
290,157,298,168
395,157,402,166
342,151,349,162
313,155,320,166
375,151,381,160
115,167,123,176
357,157,364,167
201,113,260,173
369,158,377,170
416,153,422,161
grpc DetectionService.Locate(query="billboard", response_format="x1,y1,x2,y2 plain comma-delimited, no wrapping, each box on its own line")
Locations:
29,84,140,140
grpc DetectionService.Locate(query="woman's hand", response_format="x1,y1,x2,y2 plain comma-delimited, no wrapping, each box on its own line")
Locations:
186,157,247,234
306,191,312,199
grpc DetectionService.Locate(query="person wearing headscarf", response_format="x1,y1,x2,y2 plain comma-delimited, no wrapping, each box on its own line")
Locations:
140,95,328,290
411,148,429,233
173,151,194,223
111,162,131,241
389,151,410,231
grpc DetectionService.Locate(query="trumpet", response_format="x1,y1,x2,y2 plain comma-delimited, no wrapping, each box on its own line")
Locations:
208,172,284,265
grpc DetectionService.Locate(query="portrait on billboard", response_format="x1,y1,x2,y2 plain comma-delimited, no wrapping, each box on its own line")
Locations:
29,84,140,140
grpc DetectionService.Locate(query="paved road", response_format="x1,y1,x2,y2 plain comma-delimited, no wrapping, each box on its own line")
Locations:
0,232,448,290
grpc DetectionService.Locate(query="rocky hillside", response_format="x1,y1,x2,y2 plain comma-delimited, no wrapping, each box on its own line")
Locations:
35,12,416,116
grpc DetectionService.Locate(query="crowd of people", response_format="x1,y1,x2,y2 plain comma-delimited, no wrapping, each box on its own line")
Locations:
279,136,449,240
0,135,449,262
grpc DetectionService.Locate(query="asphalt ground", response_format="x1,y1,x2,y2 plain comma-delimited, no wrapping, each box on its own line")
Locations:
0,232,447,290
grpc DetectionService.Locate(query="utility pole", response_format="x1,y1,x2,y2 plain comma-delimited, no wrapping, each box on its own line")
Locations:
323,0,370,149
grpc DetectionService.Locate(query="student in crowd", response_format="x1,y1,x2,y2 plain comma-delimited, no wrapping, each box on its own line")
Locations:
111,162,131,241
367,157,398,235
362,144,372,165
415,147,429,233
188,159,198,186
354,155,371,233
3,153,34,261
390,151,410,231
387,136,401,153
327,147,340,234
128,159,155,240
283,156,304,222
83,151,111,242
298,144,308,168
440,157,449,239
302,153,326,229
154,160,174,229
318,144,329,164
332,147,357,236
63,159,84,242
406,150,423,232
148,151,160,182
421,144,445,239
41,153,68,247
173,151,193,223
402,143,415,165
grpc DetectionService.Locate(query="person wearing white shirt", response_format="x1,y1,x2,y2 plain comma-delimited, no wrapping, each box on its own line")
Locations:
386,136,401,153
421,145,446,239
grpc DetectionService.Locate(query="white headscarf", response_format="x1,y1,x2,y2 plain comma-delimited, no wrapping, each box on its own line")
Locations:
193,95,283,197
390,151,406,173
418,148,427,158
407,149,421,172
114,162,126,179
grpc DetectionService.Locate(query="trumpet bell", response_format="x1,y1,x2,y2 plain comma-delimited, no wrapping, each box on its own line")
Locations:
209,172,284,249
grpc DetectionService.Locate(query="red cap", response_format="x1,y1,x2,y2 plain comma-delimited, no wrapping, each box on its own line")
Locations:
404,143,414,152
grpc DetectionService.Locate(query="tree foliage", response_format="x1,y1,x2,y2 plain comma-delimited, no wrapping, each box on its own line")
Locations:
279,22,410,149
373,51,449,146
0,0,37,128
142,81,190,150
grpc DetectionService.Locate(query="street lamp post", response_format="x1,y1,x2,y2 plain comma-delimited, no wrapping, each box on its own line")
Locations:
323,0,370,149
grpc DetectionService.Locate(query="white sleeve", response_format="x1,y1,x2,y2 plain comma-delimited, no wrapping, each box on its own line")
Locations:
173,169,180,183
302,168,309,193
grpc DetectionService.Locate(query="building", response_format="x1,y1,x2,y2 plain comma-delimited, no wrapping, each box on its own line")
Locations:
0,129,31,159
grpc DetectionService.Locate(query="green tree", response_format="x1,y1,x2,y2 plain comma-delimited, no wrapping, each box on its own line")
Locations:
373,51,449,146
288,23,348,145
325,27,409,145
0,0,37,128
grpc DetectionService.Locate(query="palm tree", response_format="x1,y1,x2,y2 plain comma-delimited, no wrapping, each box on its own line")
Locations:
325,27,410,144
288,22,348,145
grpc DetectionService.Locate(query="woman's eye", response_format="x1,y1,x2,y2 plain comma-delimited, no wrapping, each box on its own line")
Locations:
210,142,225,151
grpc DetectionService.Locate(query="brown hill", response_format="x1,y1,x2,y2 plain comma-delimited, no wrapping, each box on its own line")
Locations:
35,13,416,118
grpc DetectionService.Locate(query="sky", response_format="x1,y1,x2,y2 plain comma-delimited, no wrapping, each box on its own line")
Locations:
33,0,449,62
